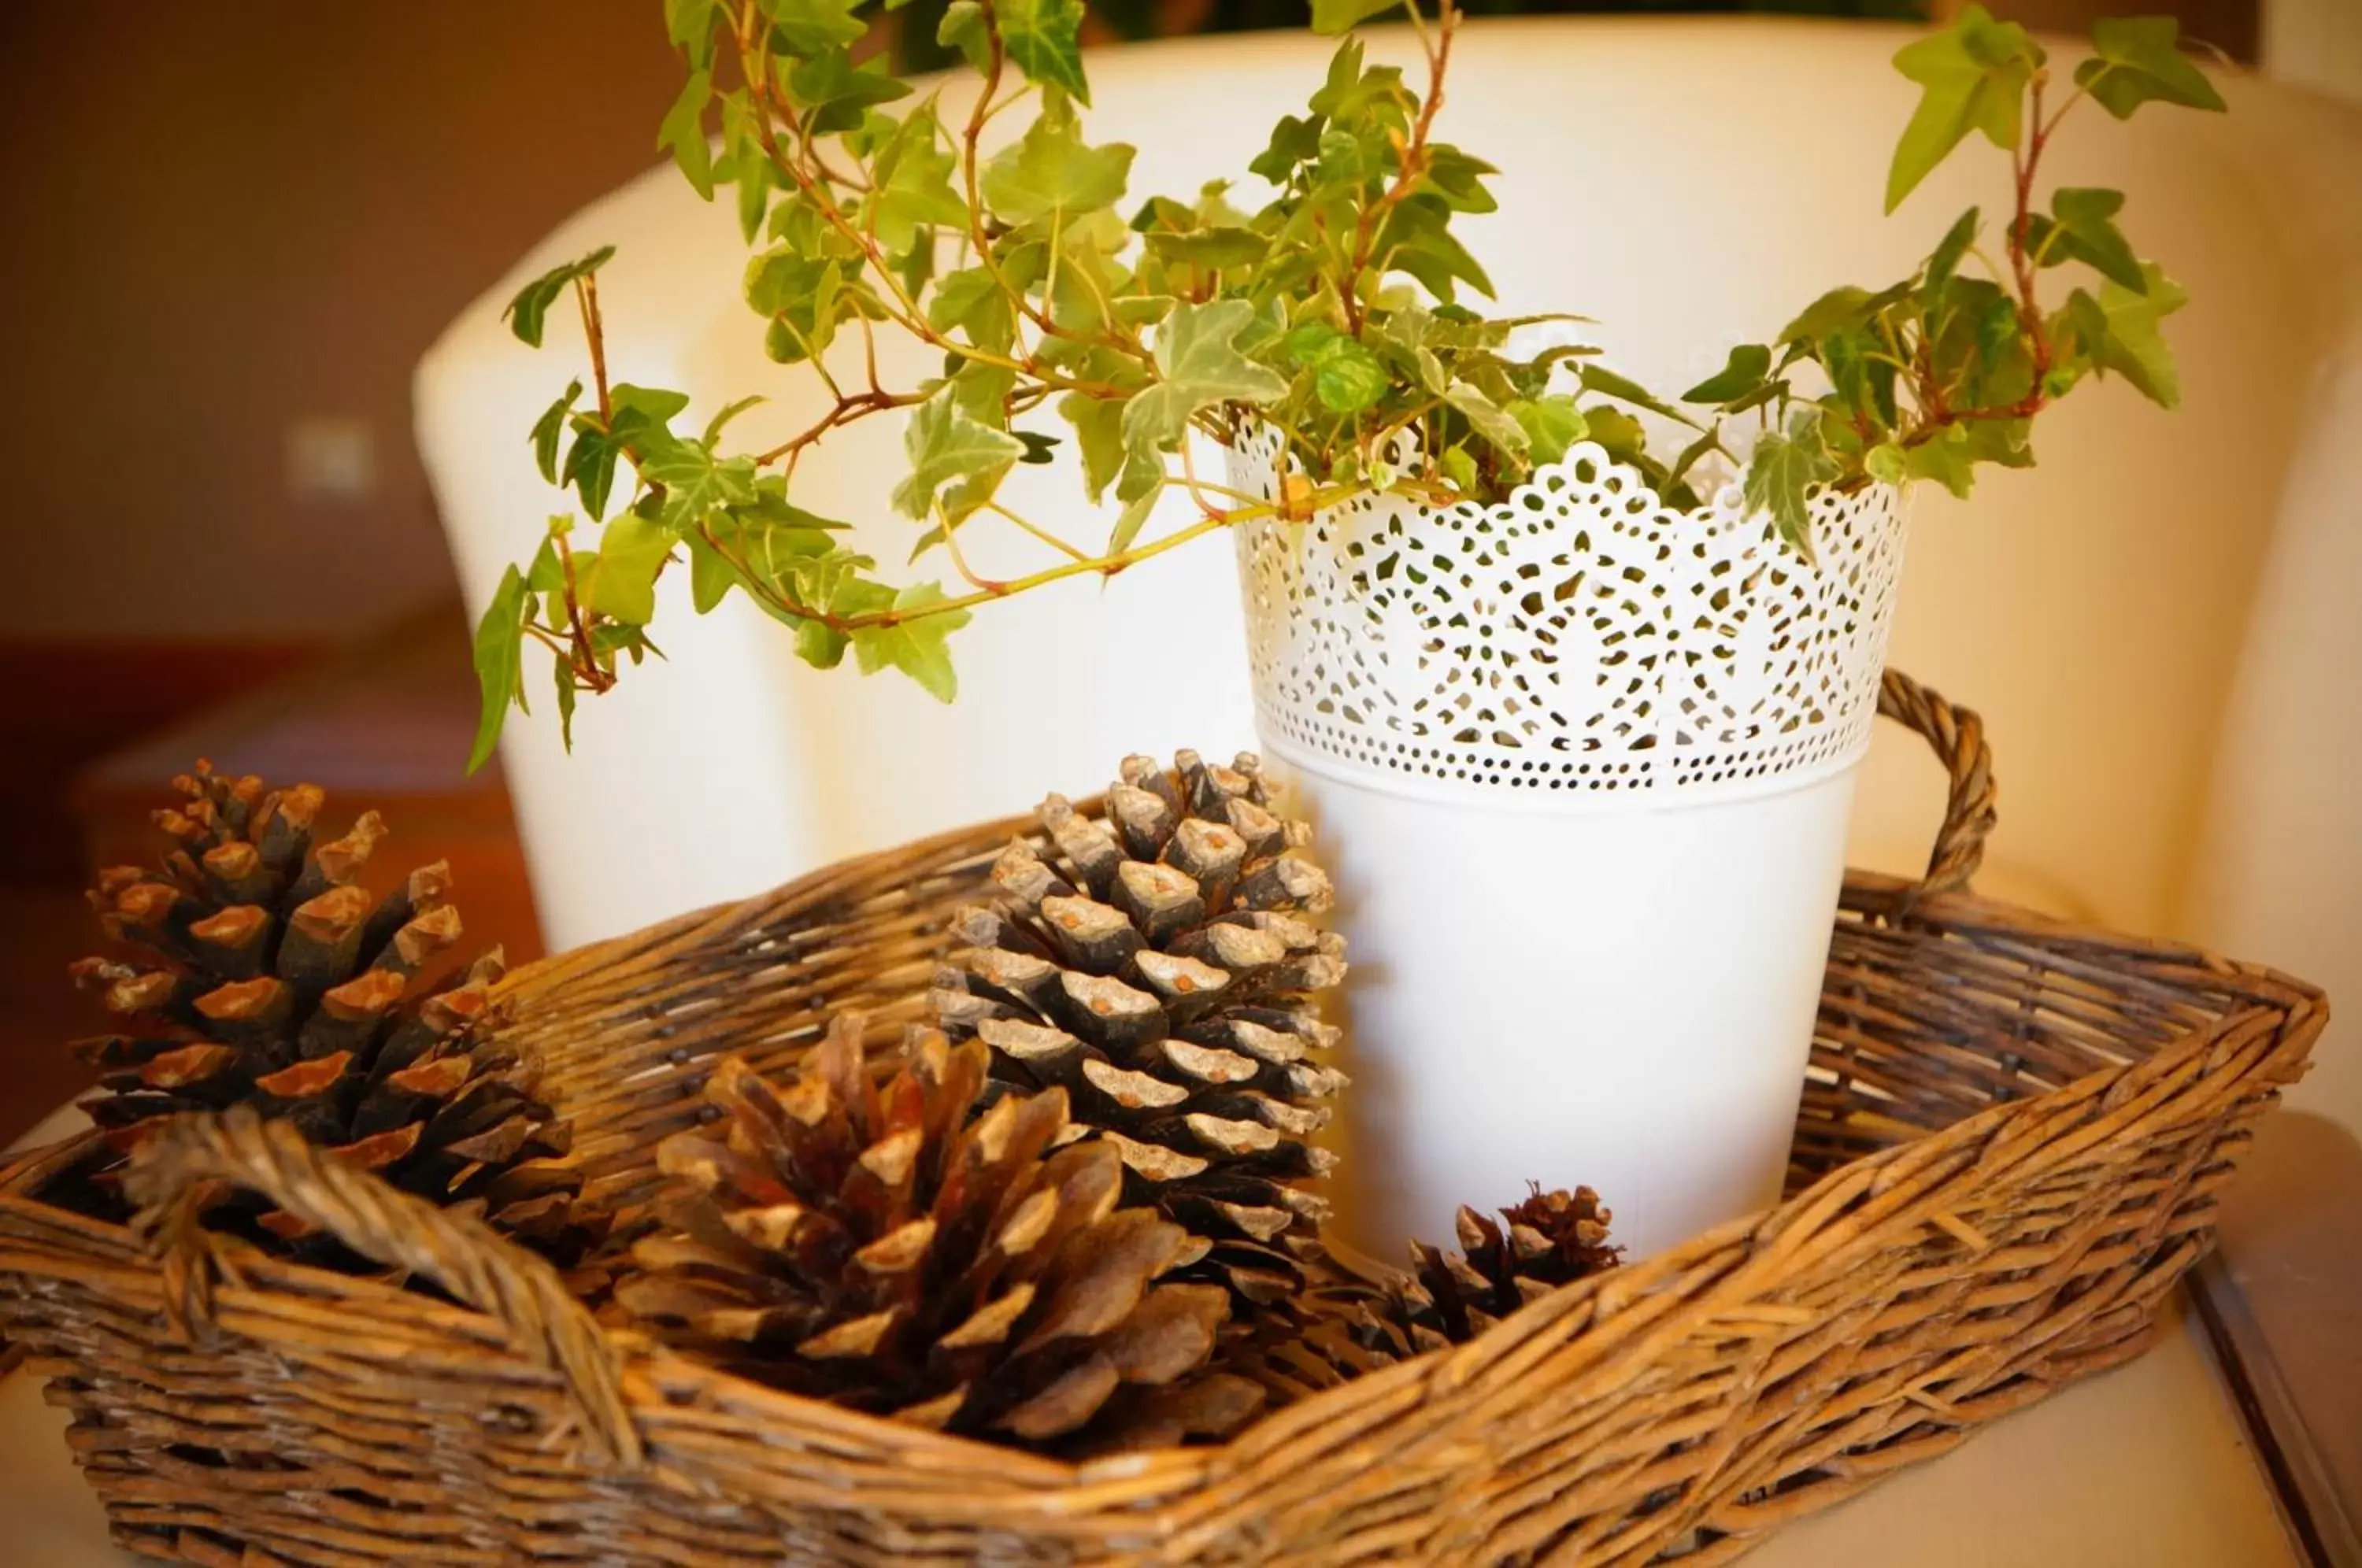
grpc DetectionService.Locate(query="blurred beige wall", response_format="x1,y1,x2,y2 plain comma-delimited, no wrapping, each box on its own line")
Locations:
2264,0,2362,101
0,2,674,640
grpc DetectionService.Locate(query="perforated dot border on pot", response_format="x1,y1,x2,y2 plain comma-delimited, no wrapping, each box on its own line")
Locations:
1227,427,1909,803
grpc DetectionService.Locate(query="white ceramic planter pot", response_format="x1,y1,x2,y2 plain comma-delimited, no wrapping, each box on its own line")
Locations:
1227,431,1910,1257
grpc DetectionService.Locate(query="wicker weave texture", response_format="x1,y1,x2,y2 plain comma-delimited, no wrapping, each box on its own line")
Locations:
0,675,2325,1567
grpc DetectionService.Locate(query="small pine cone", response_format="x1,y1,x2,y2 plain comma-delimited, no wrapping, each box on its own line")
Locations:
933,750,1347,1304
1357,1186,1623,1355
61,760,592,1265
1213,1240,1409,1411
615,1015,1264,1450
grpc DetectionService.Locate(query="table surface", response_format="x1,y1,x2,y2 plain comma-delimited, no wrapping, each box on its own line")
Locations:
0,1106,2303,1567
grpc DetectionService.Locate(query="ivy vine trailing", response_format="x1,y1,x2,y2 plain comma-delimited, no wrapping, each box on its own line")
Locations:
469,0,2225,769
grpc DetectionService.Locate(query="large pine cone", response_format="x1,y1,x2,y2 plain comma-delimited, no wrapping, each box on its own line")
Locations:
64,761,588,1263
933,751,1346,1303
615,1015,1264,1449
1357,1185,1623,1355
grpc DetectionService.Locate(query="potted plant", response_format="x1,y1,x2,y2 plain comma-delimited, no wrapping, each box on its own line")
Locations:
468,1,2226,1254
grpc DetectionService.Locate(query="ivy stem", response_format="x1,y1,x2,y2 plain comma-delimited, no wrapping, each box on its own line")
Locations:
574,275,613,424
936,505,1005,594
2005,74,2056,404
1338,0,1457,336
697,482,1374,634
984,500,1090,561
1895,69,2064,453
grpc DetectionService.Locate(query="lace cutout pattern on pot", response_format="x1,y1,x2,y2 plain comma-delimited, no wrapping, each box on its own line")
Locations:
1227,427,1909,801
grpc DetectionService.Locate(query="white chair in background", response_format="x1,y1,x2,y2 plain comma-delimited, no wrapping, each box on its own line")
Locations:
417,17,2362,1126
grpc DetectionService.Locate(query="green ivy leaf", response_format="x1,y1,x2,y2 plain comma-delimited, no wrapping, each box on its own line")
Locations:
1109,486,1161,553
746,249,849,364
937,0,991,72
1143,226,1270,272
1505,394,1586,467
1571,403,1630,458
869,109,968,255
702,394,766,447
1314,342,1388,414
578,512,676,625
530,380,583,483
552,652,577,750
1578,364,1690,425
2077,262,2189,408
926,266,1016,355
561,425,626,520
1438,444,1479,492
1308,37,1403,122
690,494,850,614
467,567,529,775
1120,298,1290,464
759,0,867,57
1311,0,1403,36
1059,390,1128,502
1864,441,1908,486
525,529,567,594
2039,187,2146,292
1901,420,2030,497
1375,194,1494,302
1423,145,1499,214
642,442,759,526
688,533,735,613
981,94,1135,230
1446,385,1529,460
658,69,716,199
722,94,772,242
611,384,692,425
1903,424,1977,497
1745,410,1838,553
893,392,1027,520
1923,207,1979,301
2076,17,2227,119
997,0,1090,105
1668,423,1725,485
1885,5,2042,213
851,582,971,701
946,357,1016,426
787,52,911,136
1821,327,1899,427
1682,345,1772,405
666,0,725,70
1779,285,1877,346
1285,323,1389,414
503,246,616,348
797,617,850,669
1250,113,1324,183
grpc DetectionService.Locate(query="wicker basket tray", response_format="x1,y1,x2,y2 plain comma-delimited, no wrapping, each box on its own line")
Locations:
0,674,2326,1567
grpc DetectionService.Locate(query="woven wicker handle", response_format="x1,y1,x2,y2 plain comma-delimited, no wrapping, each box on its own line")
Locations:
123,1107,644,1469
1877,668,1997,903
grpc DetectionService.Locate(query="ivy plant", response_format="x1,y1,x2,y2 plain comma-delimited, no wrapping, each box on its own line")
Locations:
470,2,2224,769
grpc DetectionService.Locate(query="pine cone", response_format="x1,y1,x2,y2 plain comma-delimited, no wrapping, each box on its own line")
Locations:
933,750,1347,1303
1357,1185,1623,1355
62,761,590,1263
615,1015,1264,1449
1213,1243,1407,1410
